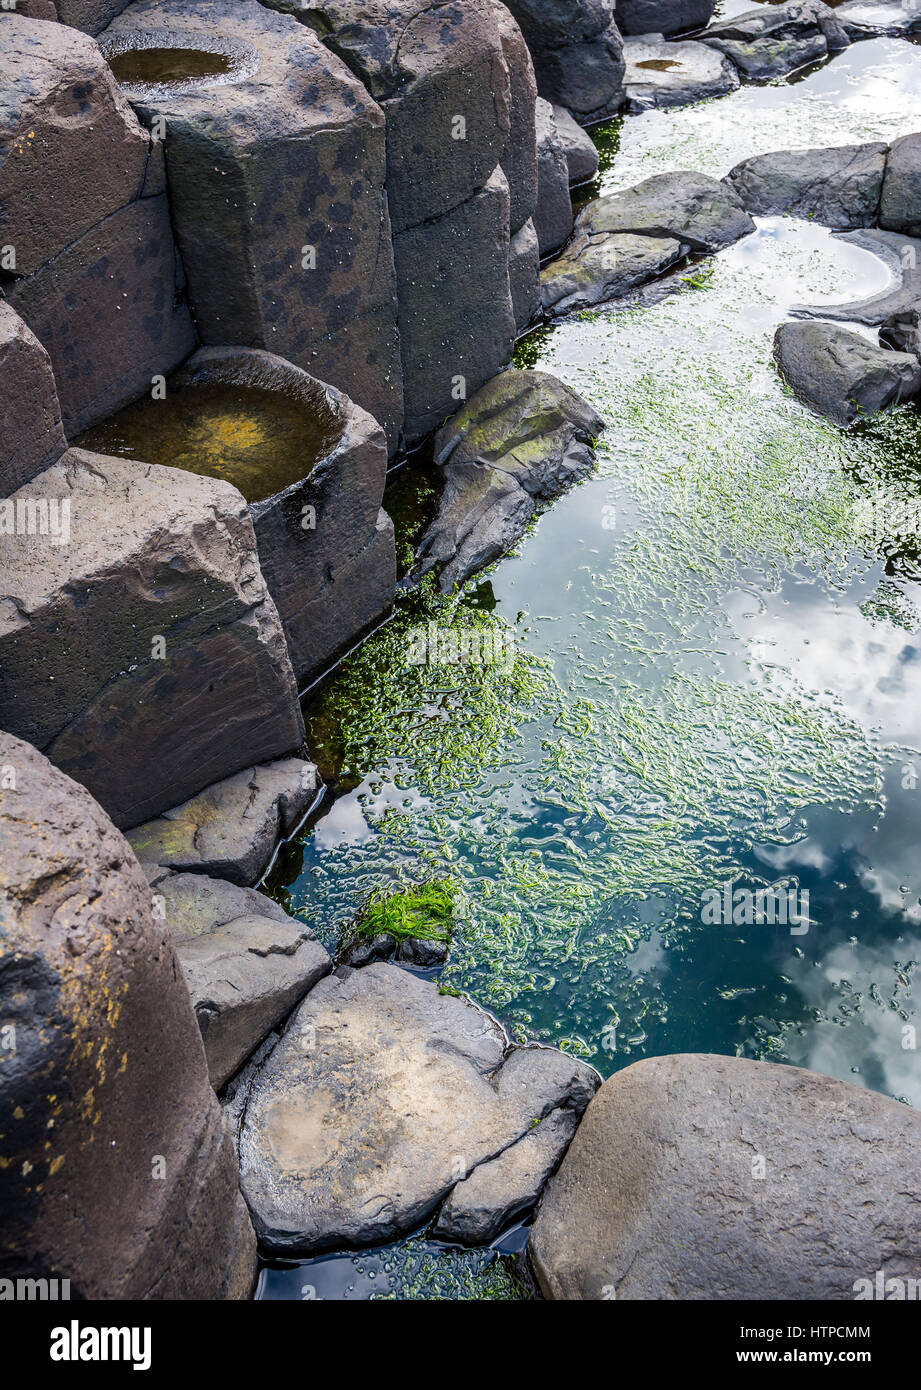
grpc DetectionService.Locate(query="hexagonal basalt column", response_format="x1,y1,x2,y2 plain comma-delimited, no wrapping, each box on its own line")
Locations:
500,0,626,123
0,449,305,828
77,346,396,685
99,0,404,451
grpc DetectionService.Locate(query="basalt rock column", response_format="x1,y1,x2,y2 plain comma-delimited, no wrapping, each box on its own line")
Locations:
0,732,256,1298
0,449,305,829
0,16,196,435
261,0,519,441
100,0,403,451
499,0,626,123
0,304,67,495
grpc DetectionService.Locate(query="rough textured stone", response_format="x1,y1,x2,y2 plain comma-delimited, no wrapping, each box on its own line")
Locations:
882,304,921,356
880,133,921,238
55,0,132,33
725,143,888,231
6,194,197,437
836,0,921,38
792,228,921,326
128,759,321,888
162,347,395,685
236,962,599,1252
502,0,626,122
530,1053,921,1300
615,0,714,34
702,1,849,82
0,303,67,495
0,448,305,829
0,15,150,275
101,0,403,450
541,230,685,317
551,104,599,186
394,166,516,442
577,170,754,252
493,0,539,232
534,98,573,256
0,731,256,1298
433,1105,579,1243
774,319,921,427
509,217,541,330
623,33,739,111
413,368,604,590
149,869,330,1090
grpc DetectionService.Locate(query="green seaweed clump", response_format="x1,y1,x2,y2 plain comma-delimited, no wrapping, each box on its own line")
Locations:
349,879,457,946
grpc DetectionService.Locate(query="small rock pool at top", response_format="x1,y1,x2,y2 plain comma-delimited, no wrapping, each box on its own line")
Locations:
261,32,921,1296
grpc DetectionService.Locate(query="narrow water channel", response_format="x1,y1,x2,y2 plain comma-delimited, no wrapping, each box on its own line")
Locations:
260,32,921,1299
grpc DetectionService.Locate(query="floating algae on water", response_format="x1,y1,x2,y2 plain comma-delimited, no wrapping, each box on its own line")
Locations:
78,381,338,503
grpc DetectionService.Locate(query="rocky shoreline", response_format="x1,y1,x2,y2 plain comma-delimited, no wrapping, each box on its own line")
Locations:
3,0,921,1302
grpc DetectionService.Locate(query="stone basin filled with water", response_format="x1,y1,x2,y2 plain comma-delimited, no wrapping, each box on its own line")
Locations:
101,30,260,96
258,32,921,1297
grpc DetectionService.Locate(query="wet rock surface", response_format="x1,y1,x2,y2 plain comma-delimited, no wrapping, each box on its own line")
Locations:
541,230,686,316
725,142,888,230
774,319,921,427
236,962,599,1252
530,1054,921,1300
128,759,322,887
577,169,755,251
0,303,67,494
701,1,849,82
149,869,331,1091
0,449,304,829
623,33,739,111
0,731,256,1298
412,369,604,591
791,228,921,325
835,0,921,37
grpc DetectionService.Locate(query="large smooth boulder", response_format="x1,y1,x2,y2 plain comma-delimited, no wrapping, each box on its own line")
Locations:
413,369,604,590
577,170,754,252
725,143,888,231
0,303,67,495
534,98,573,256
880,133,921,238
615,0,714,34
623,33,739,112
530,1054,921,1300
541,230,685,317
101,0,403,450
551,104,599,186
128,759,322,887
236,962,599,1252
0,449,305,829
501,0,626,123
0,732,256,1298
0,16,150,276
148,868,330,1090
394,167,516,441
702,1,849,82
774,319,921,427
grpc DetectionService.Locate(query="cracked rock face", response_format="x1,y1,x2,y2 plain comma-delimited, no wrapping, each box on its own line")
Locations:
541,229,685,316
149,869,331,1090
623,34,739,112
0,449,304,829
0,731,256,1298
412,368,604,591
236,962,599,1252
578,169,754,252
774,319,921,427
0,303,67,495
725,143,889,231
128,759,322,888
530,1053,921,1300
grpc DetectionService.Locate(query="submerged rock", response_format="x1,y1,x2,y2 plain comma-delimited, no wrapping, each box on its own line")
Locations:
0,731,256,1298
149,869,330,1090
577,170,754,251
411,369,604,591
623,33,739,112
0,303,67,495
835,0,921,37
615,0,715,35
774,319,921,427
534,98,574,255
701,0,848,81
128,760,321,887
880,133,921,238
540,230,686,317
551,104,600,186
530,1054,921,1299
725,143,888,230
236,962,599,1252
433,1105,579,1244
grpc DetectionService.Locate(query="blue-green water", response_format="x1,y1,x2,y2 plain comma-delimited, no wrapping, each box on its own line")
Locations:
260,33,921,1297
